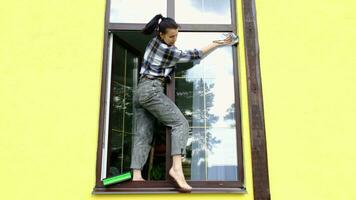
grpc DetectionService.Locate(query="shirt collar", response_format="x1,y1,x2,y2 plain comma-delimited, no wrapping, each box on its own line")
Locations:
156,35,173,47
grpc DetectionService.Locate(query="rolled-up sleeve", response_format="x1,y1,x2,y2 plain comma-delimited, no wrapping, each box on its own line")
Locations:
174,48,203,64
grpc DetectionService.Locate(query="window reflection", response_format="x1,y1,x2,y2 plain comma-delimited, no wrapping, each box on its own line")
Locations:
175,0,232,24
175,32,238,181
110,0,167,23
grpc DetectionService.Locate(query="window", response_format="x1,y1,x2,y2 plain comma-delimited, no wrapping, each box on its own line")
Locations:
94,0,245,194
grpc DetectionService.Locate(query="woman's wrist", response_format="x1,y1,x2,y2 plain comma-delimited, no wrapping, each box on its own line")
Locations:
201,42,223,58
212,42,223,48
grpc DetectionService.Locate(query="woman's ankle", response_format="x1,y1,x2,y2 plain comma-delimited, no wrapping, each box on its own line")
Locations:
132,169,143,178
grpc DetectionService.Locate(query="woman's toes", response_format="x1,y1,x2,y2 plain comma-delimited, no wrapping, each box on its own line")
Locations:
183,184,192,190
169,168,192,190
132,178,146,181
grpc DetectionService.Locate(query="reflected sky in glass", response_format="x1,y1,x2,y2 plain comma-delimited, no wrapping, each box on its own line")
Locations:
175,0,231,24
110,0,167,23
207,127,237,180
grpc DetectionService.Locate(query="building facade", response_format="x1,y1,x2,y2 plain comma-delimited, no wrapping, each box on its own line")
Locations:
1,0,355,199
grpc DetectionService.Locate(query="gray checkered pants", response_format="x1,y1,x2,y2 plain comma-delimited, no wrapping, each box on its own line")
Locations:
130,78,189,170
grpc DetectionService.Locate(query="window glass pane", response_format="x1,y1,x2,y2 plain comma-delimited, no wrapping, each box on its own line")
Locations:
108,44,137,177
108,33,167,180
206,127,237,181
110,0,167,23
175,32,238,181
175,0,231,24
186,128,238,181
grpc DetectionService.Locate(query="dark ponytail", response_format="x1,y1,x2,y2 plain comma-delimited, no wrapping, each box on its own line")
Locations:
142,14,180,35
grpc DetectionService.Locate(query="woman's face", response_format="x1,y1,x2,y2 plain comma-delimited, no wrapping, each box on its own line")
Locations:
160,28,178,46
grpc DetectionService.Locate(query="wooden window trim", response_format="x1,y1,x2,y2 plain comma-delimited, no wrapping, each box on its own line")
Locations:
93,0,270,196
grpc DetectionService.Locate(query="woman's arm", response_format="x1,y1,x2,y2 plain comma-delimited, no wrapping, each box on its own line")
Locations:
201,34,234,58
201,42,222,58
172,34,235,64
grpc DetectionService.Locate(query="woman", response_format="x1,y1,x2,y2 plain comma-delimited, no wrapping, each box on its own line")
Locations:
130,14,235,192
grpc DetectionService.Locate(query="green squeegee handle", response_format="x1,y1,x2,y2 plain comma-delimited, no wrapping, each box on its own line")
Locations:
102,171,132,186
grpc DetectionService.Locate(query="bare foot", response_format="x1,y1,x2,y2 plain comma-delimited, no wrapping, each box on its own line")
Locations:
168,167,192,191
132,169,145,181
132,177,146,181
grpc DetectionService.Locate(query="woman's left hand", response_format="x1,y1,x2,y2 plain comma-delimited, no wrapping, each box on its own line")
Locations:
213,33,238,46
213,35,233,46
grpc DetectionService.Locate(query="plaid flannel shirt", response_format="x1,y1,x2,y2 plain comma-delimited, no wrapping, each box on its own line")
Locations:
139,36,203,80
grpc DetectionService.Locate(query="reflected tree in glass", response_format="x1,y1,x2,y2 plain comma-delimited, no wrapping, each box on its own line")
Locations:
175,77,222,180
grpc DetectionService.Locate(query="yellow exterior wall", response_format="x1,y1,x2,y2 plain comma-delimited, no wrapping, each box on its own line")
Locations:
255,0,356,199
0,0,254,199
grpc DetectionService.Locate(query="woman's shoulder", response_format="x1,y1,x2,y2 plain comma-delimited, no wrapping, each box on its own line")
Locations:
147,35,162,47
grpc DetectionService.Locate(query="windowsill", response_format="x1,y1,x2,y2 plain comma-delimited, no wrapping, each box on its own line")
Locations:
92,187,247,194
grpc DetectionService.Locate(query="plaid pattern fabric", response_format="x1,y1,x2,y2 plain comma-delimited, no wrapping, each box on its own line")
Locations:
139,36,203,80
